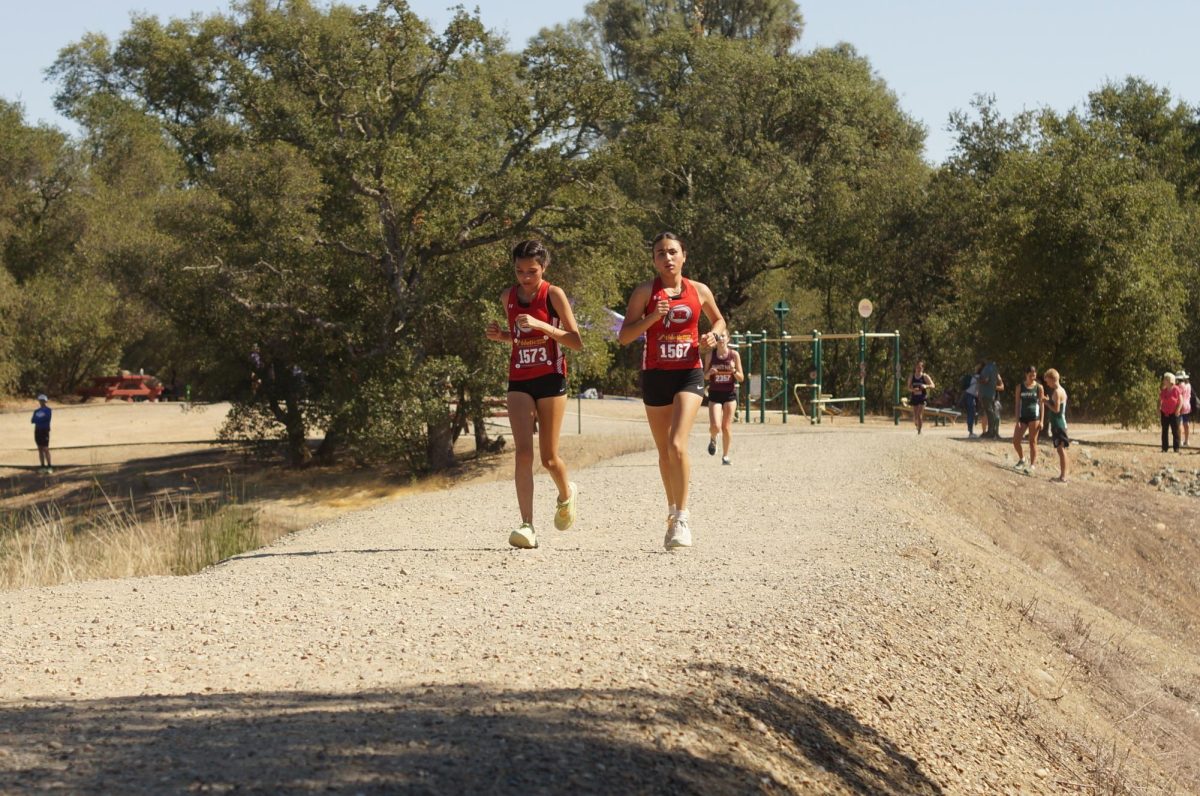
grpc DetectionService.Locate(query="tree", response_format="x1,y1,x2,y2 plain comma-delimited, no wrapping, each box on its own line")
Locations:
52,0,636,468
928,104,1188,424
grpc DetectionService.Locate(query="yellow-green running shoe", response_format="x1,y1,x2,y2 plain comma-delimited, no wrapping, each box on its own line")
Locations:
554,482,577,531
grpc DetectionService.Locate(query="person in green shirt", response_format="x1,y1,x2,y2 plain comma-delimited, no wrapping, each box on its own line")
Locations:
1043,369,1069,482
1011,365,1045,473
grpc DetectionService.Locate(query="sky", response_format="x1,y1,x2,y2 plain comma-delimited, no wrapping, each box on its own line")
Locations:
2,1,1198,164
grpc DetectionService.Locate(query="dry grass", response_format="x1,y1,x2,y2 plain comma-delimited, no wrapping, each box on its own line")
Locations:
0,478,283,590
0,399,656,591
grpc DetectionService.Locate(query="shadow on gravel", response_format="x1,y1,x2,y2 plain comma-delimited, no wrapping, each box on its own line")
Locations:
0,665,941,795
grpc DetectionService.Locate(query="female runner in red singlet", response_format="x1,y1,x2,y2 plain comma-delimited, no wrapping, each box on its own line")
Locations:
618,232,726,550
485,240,581,549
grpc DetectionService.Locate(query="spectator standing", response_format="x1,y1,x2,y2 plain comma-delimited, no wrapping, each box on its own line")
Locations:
1011,366,1045,473
979,358,1004,438
31,395,52,474
964,362,982,438
1044,369,1070,482
1177,370,1191,447
1160,372,1184,453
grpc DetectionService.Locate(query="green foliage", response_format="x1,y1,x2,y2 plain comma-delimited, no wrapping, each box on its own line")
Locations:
930,103,1189,425
0,267,17,394
15,271,138,395
49,0,637,466
7,1,1196,437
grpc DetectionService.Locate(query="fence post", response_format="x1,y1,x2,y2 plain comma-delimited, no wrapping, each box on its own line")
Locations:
781,330,789,424
741,332,752,423
893,331,901,425
859,327,867,424
814,331,823,425
760,330,768,425
810,331,819,424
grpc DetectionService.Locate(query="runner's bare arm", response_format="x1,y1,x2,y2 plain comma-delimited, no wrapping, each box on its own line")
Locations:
732,350,745,382
695,282,726,349
533,286,583,351
485,288,513,342
617,282,662,346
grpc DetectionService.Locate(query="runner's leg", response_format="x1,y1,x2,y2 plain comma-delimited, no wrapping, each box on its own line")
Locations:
645,404,677,512
535,393,570,501
668,392,703,509
720,400,734,457
507,391,537,523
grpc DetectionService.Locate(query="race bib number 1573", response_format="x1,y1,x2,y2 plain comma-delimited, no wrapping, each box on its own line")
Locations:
518,347,549,366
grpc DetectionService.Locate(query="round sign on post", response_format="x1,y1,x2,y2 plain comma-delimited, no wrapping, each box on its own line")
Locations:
857,298,873,319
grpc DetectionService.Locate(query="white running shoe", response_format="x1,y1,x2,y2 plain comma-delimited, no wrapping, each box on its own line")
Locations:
721,456,731,465
508,522,537,549
664,513,677,548
1012,460,1026,471
554,482,577,530
665,513,692,550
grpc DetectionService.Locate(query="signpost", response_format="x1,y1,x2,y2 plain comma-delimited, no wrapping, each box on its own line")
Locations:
774,301,790,422
857,299,872,423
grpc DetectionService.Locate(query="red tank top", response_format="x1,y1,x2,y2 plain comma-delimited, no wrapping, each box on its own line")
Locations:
642,277,702,371
506,281,566,381
708,347,737,393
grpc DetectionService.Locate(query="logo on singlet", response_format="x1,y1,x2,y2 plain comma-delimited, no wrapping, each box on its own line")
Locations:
665,304,693,326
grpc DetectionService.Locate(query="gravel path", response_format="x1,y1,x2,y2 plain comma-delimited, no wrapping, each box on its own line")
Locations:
0,423,1082,793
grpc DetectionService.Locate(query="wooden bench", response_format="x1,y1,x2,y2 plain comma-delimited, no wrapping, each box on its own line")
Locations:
894,402,961,426
792,385,842,422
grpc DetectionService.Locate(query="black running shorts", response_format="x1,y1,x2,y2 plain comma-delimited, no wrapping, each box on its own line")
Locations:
707,390,737,404
508,373,567,401
34,428,49,447
642,368,705,407
1050,424,1070,449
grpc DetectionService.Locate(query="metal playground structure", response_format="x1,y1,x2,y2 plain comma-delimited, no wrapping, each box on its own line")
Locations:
726,300,902,425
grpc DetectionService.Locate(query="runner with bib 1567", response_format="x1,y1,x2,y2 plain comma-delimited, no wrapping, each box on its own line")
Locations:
485,240,581,550
618,232,726,551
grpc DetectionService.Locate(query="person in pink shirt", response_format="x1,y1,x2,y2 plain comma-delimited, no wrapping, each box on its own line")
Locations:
1160,372,1184,453
1177,370,1192,447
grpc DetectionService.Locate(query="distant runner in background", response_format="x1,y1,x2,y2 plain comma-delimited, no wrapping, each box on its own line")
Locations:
485,240,581,550
704,332,743,465
909,361,935,435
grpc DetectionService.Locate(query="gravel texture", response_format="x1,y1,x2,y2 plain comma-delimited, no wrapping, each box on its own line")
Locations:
0,422,1180,793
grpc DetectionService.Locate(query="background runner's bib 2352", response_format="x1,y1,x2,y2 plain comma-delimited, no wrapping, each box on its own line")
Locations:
506,281,566,381
642,277,702,371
